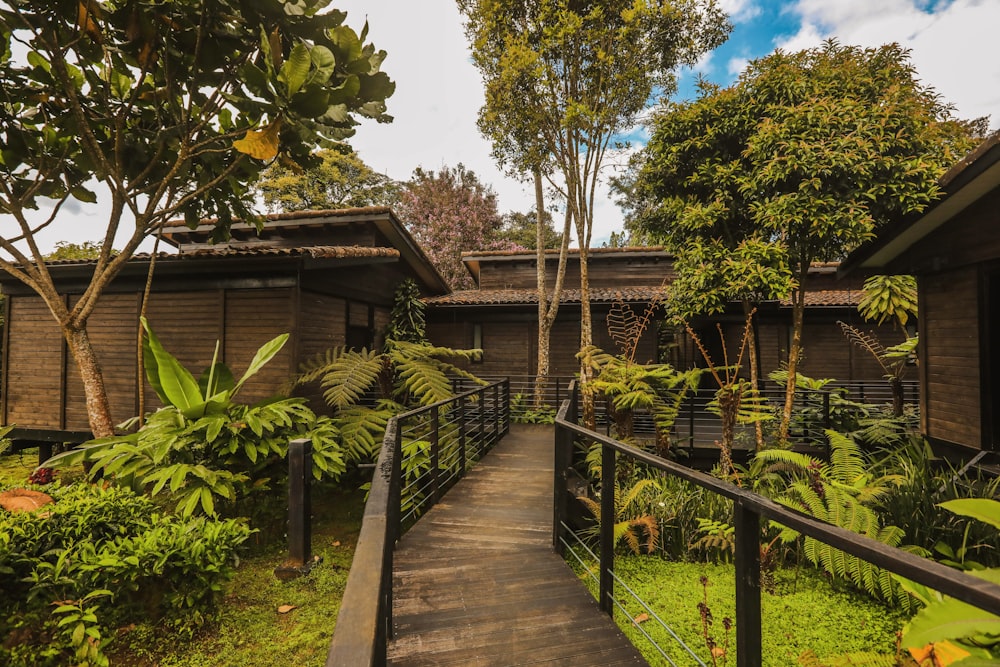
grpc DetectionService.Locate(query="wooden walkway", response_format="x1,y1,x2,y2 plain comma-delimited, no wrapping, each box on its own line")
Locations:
387,424,646,666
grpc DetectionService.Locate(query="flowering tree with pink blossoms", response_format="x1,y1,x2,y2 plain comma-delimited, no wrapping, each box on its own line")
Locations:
397,164,517,290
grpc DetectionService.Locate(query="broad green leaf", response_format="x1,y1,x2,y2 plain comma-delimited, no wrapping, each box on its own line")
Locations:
232,333,289,395
278,42,311,97
141,318,202,411
902,597,1000,648
939,499,1000,530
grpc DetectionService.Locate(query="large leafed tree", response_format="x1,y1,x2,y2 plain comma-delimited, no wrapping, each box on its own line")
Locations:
0,0,393,437
457,0,730,422
621,40,980,440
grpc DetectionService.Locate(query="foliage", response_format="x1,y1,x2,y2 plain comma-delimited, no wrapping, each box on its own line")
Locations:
768,369,872,438
396,164,511,290
458,0,730,425
0,0,394,438
256,145,400,212
496,208,560,250
858,275,918,328
839,321,916,417
689,314,773,456
44,241,106,262
509,393,556,424
0,483,251,666
899,499,1000,663
578,478,660,554
568,557,908,667
47,320,346,518
752,430,910,608
621,40,979,440
385,278,427,344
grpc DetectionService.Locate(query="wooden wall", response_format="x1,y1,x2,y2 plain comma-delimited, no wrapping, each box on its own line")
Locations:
477,254,674,291
921,266,981,449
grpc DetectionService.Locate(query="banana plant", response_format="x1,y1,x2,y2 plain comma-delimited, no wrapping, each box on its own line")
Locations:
141,316,288,419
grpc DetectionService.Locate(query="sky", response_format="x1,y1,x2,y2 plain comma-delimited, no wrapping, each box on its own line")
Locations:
17,0,1000,253
331,0,1000,247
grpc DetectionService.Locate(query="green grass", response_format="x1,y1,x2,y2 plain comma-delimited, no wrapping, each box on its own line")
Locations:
571,554,910,667
0,446,41,486
105,485,366,667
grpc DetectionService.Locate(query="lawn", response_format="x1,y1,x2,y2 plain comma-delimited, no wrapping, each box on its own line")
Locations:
572,554,911,667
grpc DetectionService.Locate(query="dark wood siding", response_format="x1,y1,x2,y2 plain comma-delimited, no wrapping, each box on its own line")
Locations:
296,291,347,412
477,254,673,291
224,289,296,404
5,297,64,428
64,294,140,430
922,267,980,448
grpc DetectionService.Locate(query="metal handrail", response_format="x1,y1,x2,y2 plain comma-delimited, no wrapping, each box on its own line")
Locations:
326,379,510,667
554,382,1000,667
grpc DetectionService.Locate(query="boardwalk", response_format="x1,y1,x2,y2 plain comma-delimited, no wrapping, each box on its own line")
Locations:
387,424,647,667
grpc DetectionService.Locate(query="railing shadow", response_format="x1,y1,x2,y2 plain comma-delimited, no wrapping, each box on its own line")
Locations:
326,379,510,667
554,381,1000,667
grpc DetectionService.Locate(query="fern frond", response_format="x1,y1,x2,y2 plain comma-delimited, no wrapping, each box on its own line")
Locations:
838,321,890,375
317,348,383,409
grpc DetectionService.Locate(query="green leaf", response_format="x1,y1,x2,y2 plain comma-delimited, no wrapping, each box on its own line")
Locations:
939,499,1000,530
278,42,311,97
142,317,203,412
902,597,1000,648
232,333,289,395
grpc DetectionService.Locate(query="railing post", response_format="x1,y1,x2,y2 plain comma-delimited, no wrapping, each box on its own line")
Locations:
553,423,569,556
599,441,615,617
458,395,467,474
287,438,312,567
502,379,510,436
479,386,487,457
492,383,500,446
688,391,696,452
430,405,440,503
734,500,762,667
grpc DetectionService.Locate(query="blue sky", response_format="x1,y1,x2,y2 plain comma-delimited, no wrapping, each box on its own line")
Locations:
19,0,1000,252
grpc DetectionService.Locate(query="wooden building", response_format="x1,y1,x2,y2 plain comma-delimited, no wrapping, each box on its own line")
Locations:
425,247,899,388
842,132,1000,456
1,207,448,442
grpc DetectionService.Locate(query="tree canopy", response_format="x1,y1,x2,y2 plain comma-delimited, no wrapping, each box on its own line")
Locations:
496,208,560,250
0,0,394,436
256,145,399,212
458,0,730,423
619,40,979,438
396,164,510,291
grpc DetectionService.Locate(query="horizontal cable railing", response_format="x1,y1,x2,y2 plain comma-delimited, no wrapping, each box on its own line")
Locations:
554,381,1000,667
326,379,510,667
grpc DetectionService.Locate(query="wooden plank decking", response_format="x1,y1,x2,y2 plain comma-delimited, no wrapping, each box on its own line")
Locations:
387,424,647,666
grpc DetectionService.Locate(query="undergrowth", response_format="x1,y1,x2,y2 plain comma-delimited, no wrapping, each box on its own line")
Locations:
569,554,909,667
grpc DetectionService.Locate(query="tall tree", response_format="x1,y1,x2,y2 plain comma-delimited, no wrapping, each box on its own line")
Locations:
496,208,560,250
0,1,393,437
621,40,978,440
256,145,399,212
396,164,506,290
458,0,730,423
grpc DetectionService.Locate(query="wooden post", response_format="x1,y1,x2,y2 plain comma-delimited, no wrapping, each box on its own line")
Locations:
599,442,615,617
458,395,467,474
275,438,316,580
734,501,762,667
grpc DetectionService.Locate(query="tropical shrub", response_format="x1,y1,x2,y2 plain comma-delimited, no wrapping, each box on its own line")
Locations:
48,319,347,519
900,498,1000,663
0,482,250,666
752,430,911,608
578,478,661,554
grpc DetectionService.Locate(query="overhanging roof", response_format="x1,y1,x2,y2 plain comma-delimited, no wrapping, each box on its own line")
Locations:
460,246,670,284
841,132,1000,274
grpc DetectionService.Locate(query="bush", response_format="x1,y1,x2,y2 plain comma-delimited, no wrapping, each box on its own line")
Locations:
0,482,251,666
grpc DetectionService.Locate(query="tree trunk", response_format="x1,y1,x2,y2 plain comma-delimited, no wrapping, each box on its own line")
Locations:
742,300,765,450
534,167,551,410
65,326,115,438
889,376,904,418
578,243,595,428
779,264,810,442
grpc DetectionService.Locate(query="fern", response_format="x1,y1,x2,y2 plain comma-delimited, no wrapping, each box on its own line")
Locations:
579,478,661,554
797,648,900,666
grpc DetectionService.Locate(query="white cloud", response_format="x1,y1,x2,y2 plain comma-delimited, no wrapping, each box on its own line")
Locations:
780,0,1000,128
728,56,750,77
720,0,763,23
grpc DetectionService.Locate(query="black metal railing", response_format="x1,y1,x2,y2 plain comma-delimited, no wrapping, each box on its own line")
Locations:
554,382,1000,667
326,379,510,667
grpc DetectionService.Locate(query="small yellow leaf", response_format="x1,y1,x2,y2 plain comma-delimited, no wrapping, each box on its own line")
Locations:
711,647,726,659
633,613,650,624
277,604,296,614
332,540,341,547
233,120,281,161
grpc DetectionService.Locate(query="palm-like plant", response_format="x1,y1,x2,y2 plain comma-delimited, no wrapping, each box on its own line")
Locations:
578,477,660,554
